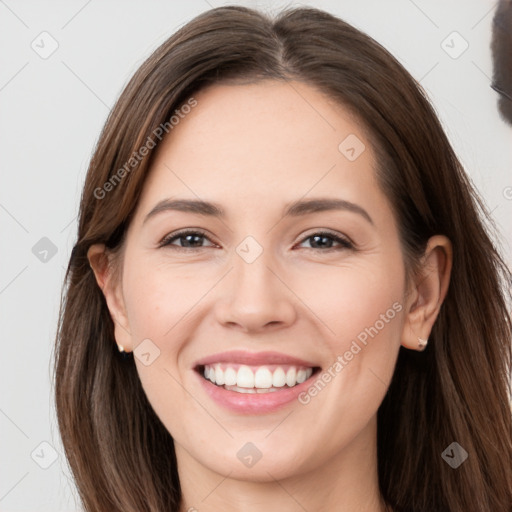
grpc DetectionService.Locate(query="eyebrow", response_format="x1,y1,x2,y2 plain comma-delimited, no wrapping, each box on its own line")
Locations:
143,197,373,225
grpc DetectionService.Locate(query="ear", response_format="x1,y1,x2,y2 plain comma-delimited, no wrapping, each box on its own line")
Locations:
401,235,453,351
87,244,133,352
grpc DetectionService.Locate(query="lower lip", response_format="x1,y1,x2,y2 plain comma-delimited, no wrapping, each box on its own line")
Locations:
195,370,319,414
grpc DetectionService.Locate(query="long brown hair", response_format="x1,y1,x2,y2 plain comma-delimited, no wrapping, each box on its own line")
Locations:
54,6,512,511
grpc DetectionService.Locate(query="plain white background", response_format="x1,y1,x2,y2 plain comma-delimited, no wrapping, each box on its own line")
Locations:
1,0,510,510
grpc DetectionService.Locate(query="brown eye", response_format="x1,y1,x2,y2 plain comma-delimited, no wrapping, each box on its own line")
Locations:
158,229,354,253
159,230,216,250
297,231,354,251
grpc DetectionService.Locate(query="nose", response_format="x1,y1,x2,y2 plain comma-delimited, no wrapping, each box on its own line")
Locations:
214,247,297,333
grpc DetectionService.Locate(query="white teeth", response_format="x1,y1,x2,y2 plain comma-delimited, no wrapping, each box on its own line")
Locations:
296,369,307,384
229,385,255,394
237,365,255,388
215,365,224,386
224,385,281,394
286,367,296,387
272,367,286,387
254,366,273,388
202,363,316,391
224,367,237,386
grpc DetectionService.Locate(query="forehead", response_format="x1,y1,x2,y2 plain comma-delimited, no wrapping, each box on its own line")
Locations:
135,80,383,220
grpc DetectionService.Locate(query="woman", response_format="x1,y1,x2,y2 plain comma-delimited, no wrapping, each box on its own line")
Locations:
54,5,512,511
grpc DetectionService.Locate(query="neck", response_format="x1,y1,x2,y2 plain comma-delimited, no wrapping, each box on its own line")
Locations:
177,415,388,512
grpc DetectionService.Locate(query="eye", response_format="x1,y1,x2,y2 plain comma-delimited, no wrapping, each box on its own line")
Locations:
158,229,354,252
296,231,354,251
158,229,216,251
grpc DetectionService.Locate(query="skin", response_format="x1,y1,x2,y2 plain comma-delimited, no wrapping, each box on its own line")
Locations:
88,80,452,512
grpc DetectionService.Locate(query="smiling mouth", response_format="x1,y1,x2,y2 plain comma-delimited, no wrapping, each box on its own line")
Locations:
195,363,321,394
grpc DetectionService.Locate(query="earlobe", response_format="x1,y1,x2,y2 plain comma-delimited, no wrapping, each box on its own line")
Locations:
87,244,133,352
401,235,453,351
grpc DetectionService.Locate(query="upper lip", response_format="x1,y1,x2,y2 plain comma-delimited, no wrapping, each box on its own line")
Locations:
193,350,319,368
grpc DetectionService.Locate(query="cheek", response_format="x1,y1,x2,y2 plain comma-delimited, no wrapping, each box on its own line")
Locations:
122,261,212,341
121,264,202,430
339,273,403,342
297,256,405,409
295,258,404,343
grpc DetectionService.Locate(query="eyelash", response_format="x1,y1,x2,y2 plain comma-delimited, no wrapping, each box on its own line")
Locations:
158,229,354,253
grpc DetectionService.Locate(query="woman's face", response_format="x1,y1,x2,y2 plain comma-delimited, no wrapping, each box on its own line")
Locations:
105,80,411,481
